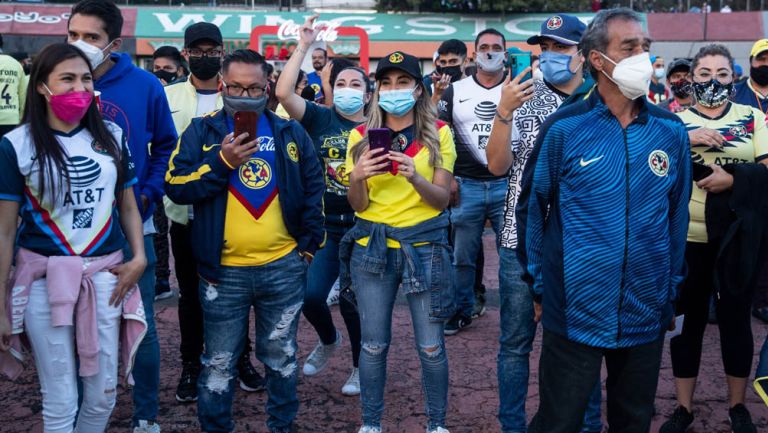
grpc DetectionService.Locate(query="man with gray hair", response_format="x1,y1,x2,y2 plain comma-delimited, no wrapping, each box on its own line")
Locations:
516,8,691,432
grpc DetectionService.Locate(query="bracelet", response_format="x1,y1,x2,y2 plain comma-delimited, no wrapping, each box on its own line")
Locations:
218,151,236,170
495,109,514,125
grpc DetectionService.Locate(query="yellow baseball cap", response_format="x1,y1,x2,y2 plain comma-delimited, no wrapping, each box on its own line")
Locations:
751,39,768,58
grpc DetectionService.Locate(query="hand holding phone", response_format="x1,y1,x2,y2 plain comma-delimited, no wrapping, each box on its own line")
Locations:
507,47,533,83
234,111,259,148
368,128,393,172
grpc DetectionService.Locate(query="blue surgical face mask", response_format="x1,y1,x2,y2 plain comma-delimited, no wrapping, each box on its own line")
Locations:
378,87,417,116
539,50,581,85
333,87,365,115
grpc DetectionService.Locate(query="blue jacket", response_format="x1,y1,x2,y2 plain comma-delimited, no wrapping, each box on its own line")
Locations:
164,109,325,282
516,88,691,349
96,53,177,221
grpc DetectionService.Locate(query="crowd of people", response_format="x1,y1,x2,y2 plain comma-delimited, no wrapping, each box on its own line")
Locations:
0,1,767,433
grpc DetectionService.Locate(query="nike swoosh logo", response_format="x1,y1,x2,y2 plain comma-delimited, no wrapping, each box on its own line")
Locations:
579,155,604,167
202,143,220,152
459,98,471,103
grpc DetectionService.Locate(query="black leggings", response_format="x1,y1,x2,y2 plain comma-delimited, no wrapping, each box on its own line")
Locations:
670,242,754,378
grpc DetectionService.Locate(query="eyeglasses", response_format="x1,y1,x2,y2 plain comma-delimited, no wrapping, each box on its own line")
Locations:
693,71,733,82
188,48,223,58
222,81,267,97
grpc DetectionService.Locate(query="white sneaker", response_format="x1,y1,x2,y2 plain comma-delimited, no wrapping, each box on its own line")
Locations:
133,420,161,433
326,279,341,306
358,427,382,433
302,331,342,376
427,428,450,433
341,367,360,396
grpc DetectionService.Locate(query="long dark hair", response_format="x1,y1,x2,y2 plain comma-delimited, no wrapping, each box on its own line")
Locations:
23,43,124,204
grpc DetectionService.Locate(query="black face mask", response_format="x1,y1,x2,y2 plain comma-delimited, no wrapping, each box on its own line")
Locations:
669,80,692,99
154,70,177,84
751,65,768,87
692,79,733,108
436,65,463,83
189,56,221,81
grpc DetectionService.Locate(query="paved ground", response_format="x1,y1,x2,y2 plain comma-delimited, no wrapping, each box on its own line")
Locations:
2,233,768,432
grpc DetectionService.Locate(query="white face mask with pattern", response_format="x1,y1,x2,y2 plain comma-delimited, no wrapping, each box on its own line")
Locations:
476,51,505,73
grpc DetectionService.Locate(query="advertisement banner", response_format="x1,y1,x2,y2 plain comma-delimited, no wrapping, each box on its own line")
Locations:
135,9,605,42
0,4,137,37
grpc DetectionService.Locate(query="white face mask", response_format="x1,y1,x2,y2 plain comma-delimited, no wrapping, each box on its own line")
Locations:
600,51,653,100
70,39,112,70
476,51,505,73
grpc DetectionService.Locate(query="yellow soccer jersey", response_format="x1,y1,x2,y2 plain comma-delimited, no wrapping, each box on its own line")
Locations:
678,103,768,243
346,121,456,248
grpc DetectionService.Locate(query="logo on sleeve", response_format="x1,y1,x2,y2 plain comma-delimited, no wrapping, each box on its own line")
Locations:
648,150,670,177
287,142,300,162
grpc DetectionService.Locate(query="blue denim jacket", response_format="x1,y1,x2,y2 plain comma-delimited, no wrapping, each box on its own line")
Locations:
339,213,455,321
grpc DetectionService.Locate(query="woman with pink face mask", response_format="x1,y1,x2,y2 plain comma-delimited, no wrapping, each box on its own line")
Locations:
0,43,147,432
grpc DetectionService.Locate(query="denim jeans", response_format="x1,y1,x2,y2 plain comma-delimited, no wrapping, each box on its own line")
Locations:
197,251,306,433
757,335,768,379
302,223,361,366
124,235,160,425
351,243,448,430
450,176,506,317
498,247,603,433
530,331,663,433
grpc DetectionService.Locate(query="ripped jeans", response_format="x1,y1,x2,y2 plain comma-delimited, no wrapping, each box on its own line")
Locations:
351,244,449,430
197,250,306,433
25,272,121,433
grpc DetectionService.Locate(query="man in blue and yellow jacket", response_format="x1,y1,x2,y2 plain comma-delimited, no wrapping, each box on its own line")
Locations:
165,49,324,433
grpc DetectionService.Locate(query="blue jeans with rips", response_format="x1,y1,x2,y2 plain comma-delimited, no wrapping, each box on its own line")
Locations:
124,235,160,426
450,176,507,317
351,243,449,431
196,250,306,433
497,247,603,433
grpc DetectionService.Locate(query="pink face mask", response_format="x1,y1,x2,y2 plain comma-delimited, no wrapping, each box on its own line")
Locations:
43,83,93,124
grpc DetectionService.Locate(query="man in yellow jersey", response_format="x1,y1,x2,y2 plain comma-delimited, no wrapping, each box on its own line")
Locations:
0,35,27,138
165,49,325,433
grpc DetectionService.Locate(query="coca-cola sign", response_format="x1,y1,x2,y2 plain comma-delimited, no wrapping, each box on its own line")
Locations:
276,19,340,42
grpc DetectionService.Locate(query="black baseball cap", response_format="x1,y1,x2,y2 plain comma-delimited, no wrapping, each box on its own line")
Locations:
375,51,421,81
184,22,223,48
667,58,692,79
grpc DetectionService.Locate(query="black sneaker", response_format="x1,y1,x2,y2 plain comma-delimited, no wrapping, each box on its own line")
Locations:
472,293,487,319
238,358,266,392
729,404,757,433
444,314,471,336
175,362,200,403
154,280,173,301
659,405,694,433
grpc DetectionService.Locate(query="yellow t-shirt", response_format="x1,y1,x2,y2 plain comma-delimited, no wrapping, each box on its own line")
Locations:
221,158,297,266
346,122,457,248
677,103,768,243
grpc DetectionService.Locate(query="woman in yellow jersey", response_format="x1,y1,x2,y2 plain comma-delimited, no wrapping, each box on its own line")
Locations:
662,44,768,432
339,51,456,433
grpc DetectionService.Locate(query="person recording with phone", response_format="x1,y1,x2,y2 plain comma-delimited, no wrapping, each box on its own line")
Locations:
661,44,768,433
483,14,602,433
165,49,324,433
339,51,456,433
276,14,370,397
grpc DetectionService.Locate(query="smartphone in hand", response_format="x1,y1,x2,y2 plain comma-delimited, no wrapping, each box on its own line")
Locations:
507,47,533,82
368,128,392,171
234,111,259,146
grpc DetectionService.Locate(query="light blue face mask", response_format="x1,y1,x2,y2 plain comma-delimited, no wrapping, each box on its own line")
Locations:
539,50,581,85
333,87,365,115
378,87,417,116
